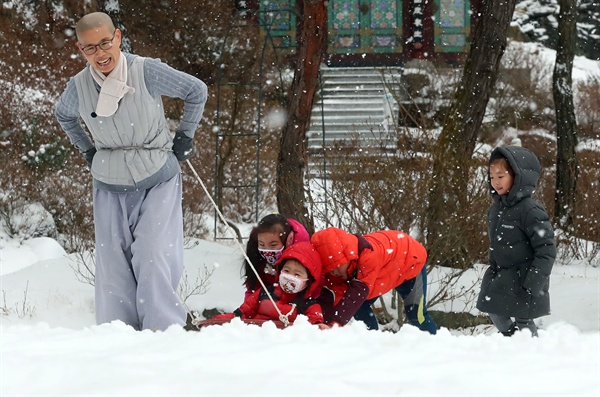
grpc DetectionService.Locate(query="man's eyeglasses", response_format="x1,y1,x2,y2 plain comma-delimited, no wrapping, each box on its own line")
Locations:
80,31,116,55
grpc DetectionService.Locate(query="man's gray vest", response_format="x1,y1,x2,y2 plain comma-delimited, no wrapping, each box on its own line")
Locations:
74,55,179,191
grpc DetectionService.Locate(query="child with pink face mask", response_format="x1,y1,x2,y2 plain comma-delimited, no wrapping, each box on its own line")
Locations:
213,242,327,327
241,214,309,298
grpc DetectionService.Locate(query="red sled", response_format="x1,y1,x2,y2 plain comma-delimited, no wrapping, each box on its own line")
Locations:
193,318,289,330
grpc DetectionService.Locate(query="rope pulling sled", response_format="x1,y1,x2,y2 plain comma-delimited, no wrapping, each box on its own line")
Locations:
184,159,292,330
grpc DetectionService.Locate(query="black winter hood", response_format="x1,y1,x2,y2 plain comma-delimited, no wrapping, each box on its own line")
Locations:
489,146,541,207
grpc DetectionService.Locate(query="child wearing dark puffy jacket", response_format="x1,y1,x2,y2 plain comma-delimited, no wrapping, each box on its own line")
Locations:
214,242,328,328
476,146,556,337
242,214,310,298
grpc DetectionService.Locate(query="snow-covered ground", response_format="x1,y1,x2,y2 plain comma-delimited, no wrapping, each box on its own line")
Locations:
1,28,599,397
1,234,599,396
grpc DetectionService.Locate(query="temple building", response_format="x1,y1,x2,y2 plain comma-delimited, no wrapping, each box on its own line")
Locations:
246,0,482,66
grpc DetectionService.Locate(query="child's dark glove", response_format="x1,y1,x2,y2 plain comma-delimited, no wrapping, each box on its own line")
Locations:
83,147,96,169
172,131,196,161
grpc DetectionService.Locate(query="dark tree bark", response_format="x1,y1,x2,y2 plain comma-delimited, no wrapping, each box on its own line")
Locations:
100,1,133,52
426,0,518,268
552,0,579,233
276,0,327,233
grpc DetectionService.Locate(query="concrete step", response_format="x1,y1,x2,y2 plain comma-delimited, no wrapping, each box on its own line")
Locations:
320,67,403,77
320,74,393,81
320,75,390,82
307,130,393,140
307,139,397,150
308,118,386,127
319,77,389,85
312,101,383,110
308,138,396,148
318,88,387,96
315,92,387,101
307,127,386,136
313,99,386,105
310,108,383,117
308,116,385,125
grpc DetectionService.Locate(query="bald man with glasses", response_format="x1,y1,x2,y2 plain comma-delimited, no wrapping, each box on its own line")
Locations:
55,12,208,331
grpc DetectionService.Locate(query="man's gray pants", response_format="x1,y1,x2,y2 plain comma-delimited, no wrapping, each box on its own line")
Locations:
93,174,186,330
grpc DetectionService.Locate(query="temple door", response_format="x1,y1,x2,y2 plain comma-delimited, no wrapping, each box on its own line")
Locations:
328,0,403,56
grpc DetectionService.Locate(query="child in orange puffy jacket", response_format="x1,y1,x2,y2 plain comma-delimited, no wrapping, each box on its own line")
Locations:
311,227,437,334
214,242,328,328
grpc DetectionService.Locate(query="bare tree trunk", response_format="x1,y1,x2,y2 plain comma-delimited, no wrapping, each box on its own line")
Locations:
426,0,518,268
552,0,579,233
99,0,133,52
276,0,326,233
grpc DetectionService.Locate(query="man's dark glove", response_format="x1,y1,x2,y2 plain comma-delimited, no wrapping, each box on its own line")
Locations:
83,147,96,169
172,131,196,161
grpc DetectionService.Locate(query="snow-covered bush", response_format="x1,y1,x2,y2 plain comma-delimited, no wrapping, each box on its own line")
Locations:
0,198,56,242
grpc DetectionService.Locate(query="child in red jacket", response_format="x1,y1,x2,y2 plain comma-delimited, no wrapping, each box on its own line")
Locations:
242,214,310,298
311,227,437,334
215,242,327,328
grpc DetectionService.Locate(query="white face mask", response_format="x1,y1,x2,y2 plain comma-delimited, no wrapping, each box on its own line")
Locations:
258,247,284,265
279,272,308,294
